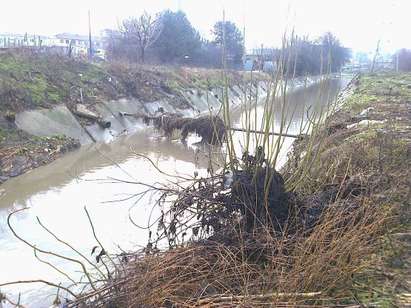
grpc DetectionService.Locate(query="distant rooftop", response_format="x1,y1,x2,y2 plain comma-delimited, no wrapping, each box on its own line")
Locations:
0,32,50,39
55,33,102,41
0,32,103,41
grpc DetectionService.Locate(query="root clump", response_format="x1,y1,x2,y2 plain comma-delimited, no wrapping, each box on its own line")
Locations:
71,142,390,307
145,114,226,145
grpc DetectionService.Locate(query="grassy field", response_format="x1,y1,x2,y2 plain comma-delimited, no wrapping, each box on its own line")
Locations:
0,49,261,114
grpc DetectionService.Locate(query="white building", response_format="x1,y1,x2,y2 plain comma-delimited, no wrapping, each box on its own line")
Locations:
0,32,105,59
0,33,46,48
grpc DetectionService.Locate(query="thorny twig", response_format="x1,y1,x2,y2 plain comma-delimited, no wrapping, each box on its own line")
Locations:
36,216,108,280
0,280,77,299
7,208,98,291
84,207,119,277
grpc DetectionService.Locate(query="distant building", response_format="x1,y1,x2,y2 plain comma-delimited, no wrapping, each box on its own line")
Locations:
243,48,278,73
0,33,47,48
342,51,394,73
55,33,105,58
0,32,106,59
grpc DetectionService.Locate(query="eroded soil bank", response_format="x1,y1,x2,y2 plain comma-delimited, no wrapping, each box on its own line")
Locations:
66,72,410,307
0,50,269,184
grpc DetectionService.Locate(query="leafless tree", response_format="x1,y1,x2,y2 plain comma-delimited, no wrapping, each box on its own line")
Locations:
121,12,162,63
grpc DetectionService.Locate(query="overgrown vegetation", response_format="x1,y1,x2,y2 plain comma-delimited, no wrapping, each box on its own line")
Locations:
283,72,411,306
1,48,409,306
0,50,111,112
56,71,408,307
0,49,262,114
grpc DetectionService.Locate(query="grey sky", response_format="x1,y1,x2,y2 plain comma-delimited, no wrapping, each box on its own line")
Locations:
1,0,409,53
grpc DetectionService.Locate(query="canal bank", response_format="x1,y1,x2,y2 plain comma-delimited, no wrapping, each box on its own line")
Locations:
54,72,409,307
0,50,332,184
282,72,411,307
0,50,267,184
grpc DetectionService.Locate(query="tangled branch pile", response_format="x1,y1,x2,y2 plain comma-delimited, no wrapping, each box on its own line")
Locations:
71,139,393,307
144,114,226,144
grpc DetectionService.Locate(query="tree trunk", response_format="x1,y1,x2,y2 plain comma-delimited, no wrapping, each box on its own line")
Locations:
141,46,145,63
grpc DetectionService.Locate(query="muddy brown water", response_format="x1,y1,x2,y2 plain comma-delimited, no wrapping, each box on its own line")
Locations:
0,77,347,307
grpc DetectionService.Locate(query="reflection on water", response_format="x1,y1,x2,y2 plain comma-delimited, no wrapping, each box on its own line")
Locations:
0,131,221,207
232,77,345,167
0,132,222,306
0,77,347,307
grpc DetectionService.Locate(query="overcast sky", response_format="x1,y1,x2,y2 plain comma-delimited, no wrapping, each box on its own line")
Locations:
0,0,409,53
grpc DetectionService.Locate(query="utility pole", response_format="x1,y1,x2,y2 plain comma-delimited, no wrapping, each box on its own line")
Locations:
370,40,380,73
242,4,246,67
222,9,226,70
260,43,264,71
88,10,93,61
243,24,246,55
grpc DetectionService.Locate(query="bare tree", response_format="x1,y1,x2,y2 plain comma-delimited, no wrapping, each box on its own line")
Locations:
121,12,162,63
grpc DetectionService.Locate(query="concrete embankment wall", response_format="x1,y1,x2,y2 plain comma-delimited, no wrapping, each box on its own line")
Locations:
14,76,321,145
15,105,94,144
13,83,262,144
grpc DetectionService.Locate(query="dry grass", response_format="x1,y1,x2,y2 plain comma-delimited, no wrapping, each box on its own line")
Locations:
71,197,389,307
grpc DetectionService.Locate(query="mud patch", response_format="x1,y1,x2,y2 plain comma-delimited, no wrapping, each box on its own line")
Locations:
0,134,80,184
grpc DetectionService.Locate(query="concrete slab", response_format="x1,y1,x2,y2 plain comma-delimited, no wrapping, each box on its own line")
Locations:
15,105,93,144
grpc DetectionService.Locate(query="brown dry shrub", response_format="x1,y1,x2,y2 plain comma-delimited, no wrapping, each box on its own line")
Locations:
73,195,389,307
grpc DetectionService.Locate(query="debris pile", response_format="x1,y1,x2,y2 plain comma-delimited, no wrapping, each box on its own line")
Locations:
72,104,111,129
0,135,80,184
145,114,226,144
70,142,389,307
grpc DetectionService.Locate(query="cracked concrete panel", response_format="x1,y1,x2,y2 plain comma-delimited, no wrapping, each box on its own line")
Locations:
15,105,93,144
